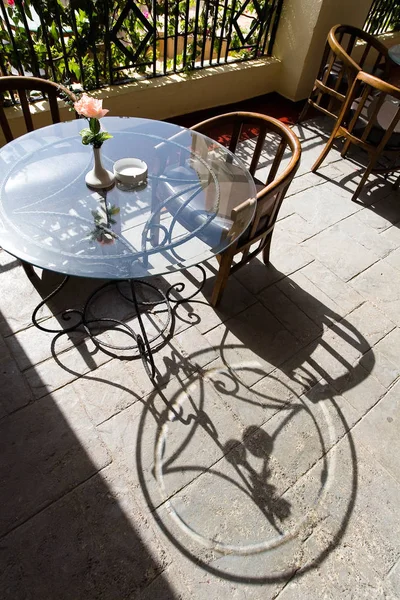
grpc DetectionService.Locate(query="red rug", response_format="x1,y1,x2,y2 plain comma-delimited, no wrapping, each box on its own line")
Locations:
167,92,304,129
167,92,306,145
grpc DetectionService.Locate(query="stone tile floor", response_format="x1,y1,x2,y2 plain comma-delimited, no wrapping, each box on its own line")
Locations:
1,116,400,599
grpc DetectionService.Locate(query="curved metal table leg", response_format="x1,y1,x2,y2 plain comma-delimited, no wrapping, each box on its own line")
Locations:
32,275,84,333
129,279,156,380
166,264,207,306
30,266,208,381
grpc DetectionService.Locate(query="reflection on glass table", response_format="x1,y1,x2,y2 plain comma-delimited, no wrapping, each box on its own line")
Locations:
0,117,256,279
0,117,257,378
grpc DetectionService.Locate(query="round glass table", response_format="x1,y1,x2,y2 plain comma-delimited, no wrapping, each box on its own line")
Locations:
0,117,257,377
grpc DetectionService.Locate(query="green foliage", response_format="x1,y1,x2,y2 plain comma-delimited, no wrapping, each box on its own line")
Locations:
365,1,400,35
0,0,271,86
91,204,120,227
90,201,120,244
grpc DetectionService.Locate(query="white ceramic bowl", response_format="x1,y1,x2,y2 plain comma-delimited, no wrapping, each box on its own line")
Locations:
113,158,148,186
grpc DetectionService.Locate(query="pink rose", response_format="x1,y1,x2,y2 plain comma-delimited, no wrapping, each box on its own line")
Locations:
74,93,109,119
7,0,15,6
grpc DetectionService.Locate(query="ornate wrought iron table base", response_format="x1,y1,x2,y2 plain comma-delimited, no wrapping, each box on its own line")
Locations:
31,267,207,380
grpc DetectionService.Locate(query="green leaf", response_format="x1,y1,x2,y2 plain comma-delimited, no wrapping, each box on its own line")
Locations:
98,132,113,142
79,127,92,137
23,3,33,22
80,130,95,145
50,22,58,42
68,58,81,81
78,9,87,23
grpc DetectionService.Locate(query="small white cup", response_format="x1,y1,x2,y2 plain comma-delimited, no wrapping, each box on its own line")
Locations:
113,158,148,186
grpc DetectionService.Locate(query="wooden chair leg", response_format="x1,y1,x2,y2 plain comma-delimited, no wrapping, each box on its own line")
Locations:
262,238,272,265
351,157,378,202
311,129,339,172
297,99,310,123
211,247,236,307
341,138,352,158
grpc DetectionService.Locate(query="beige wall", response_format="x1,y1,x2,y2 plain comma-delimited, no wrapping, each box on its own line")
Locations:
0,57,280,146
274,0,373,100
104,57,281,119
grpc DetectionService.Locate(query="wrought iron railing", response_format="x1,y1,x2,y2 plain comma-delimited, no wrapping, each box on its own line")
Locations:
0,0,284,90
364,0,400,36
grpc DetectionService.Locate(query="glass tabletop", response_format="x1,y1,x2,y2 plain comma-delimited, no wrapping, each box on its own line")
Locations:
0,117,256,279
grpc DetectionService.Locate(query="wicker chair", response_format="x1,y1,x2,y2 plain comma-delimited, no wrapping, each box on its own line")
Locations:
311,71,400,201
187,112,301,306
299,24,390,123
0,75,76,143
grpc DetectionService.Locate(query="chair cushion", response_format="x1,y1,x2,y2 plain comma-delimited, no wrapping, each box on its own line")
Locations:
350,96,400,149
156,165,234,250
156,163,275,251
322,61,384,98
321,60,349,95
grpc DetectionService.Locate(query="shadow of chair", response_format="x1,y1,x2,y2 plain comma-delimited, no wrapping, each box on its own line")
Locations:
188,112,301,306
311,71,400,201
299,24,390,123
131,265,373,583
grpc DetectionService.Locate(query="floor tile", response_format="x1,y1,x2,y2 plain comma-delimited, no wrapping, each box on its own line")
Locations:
205,302,301,386
24,338,111,399
300,260,364,316
6,322,85,371
339,302,395,351
385,246,400,272
0,386,110,537
98,374,244,508
355,192,400,233
234,227,314,294
353,382,400,482
72,359,144,425
358,347,400,390
257,283,321,344
337,213,398,259
0,355,32,415
302,224,379,281
0,464,170,600
374,327,400,371
351,259,400,326
286,181,360,235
